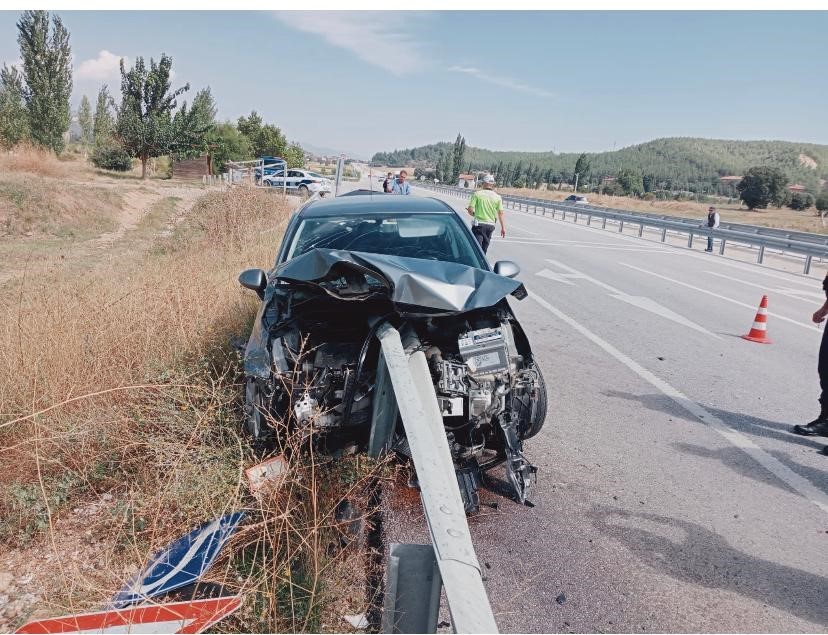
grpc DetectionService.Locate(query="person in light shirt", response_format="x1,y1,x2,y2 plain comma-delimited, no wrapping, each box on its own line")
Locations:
390,170,411,195
466,174,506,253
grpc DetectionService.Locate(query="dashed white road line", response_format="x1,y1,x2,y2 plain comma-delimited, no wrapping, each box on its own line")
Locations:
622,263,815,331
527,288,828,516
543,259,719,339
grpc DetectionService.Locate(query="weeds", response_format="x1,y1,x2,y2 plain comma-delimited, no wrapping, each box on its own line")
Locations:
0,185,388,631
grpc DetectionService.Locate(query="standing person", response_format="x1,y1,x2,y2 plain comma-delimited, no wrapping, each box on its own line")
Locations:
793,272,828,455
390,170,411,195
705,206,720,252
382,172,393,193
466,174,506,253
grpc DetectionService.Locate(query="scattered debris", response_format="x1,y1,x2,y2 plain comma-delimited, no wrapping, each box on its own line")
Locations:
110,512,245,608
343,613,369,629
245,455,288,495
556,592,567,605
15,596,242,634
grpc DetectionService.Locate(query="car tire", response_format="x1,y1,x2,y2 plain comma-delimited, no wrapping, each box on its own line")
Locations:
298,184,309,198
244,378,271,452
516,362,548,440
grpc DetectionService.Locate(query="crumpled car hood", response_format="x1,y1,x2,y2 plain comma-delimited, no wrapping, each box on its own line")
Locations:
273,248,527,313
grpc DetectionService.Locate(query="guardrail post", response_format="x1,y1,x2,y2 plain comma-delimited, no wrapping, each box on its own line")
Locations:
638,223,644,237
661,227,667,242
574,211,579,223
602,217,607,229
757,245,765,264
587,215,592,226
719,239,726,255
805,255,813,275
687,233,694,248
619,220,624,232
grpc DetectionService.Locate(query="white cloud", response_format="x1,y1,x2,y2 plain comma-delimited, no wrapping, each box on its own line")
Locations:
76,50,128,82
273,12,426,75
448,65,555,98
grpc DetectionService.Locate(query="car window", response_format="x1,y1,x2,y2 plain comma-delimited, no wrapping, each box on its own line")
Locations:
288,170,303,177
284,213,485,268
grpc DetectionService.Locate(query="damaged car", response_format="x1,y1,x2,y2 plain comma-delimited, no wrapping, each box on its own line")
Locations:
238,194,547,512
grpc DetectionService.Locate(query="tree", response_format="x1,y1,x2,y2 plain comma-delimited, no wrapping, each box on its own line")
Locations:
171,87,216,161
451,133,466,182
93,85,115,146
0,64,29,148
211,122,251,173
737,166,788,210
787,192,814,211
573,153,591,192
17,10,72,153
283,142,304,168
616,168,644,197
117,54,190,179
237,110,288,158
77,94,92,148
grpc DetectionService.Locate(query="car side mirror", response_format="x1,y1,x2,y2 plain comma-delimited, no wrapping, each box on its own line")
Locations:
493,260,520,279
239,268,267,298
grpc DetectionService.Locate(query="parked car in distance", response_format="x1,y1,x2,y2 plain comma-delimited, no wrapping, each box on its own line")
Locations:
563,194,588,204
254,156,286,182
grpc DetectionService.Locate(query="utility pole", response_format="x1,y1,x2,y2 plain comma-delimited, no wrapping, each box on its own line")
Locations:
574,172,579,193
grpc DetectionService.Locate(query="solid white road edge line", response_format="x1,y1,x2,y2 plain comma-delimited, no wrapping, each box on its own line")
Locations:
704,270,817,304
527,289,828,516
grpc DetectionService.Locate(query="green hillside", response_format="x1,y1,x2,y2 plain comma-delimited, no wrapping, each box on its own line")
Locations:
372,137,828,194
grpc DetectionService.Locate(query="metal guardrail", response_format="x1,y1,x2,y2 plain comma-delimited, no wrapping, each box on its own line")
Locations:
416,183,828,274
372,323,498,634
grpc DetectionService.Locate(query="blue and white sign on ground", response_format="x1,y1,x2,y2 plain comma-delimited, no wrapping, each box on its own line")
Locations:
110,512,245,608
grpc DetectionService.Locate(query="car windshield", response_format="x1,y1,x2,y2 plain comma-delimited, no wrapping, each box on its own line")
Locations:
285,213,484,268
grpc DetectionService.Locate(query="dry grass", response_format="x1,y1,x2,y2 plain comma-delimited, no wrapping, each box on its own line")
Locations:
499,186,828,234
0,185,387,631
0,172,123,238
0,143,84,179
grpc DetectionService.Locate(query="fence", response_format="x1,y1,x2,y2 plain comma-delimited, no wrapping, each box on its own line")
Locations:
225,158,287,193
417,183,828,274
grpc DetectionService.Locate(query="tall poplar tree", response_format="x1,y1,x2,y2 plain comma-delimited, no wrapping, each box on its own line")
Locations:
17,10,72,152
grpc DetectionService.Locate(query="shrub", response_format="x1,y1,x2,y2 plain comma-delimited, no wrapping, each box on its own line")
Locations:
91,143,133,172
816,195,828,213
787,192,814,211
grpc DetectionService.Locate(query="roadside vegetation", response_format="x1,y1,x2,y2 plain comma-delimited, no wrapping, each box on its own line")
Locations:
0,183,389,631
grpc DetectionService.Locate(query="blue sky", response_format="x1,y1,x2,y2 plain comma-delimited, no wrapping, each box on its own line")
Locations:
1,10,826,158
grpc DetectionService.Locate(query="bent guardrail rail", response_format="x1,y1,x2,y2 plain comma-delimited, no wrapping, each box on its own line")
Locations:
416,183,828,274
372,322,498,634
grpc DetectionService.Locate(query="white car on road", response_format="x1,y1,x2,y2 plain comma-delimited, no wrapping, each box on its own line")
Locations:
263,169,333,197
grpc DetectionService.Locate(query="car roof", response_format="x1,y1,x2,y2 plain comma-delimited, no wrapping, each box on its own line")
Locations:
298,194,456,218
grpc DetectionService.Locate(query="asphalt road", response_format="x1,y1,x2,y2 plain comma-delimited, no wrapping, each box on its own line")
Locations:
345,172,828,633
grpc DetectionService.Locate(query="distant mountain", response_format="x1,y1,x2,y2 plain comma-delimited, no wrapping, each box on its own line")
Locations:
372,137,828,192
299,140,367,161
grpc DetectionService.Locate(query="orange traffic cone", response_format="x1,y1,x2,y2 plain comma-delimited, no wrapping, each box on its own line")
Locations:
741,295,772,344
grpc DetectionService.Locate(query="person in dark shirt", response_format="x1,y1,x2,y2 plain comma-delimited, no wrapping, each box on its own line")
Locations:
382,172,393,193
793,272,828,455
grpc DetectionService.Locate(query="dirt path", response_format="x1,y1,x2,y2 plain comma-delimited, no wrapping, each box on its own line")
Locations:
0,181,209,288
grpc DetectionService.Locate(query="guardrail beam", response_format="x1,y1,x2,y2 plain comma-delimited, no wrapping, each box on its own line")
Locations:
375,323,498,634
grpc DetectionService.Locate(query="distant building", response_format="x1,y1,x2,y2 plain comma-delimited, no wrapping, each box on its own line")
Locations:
788,183,807,193
457,173,476,188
